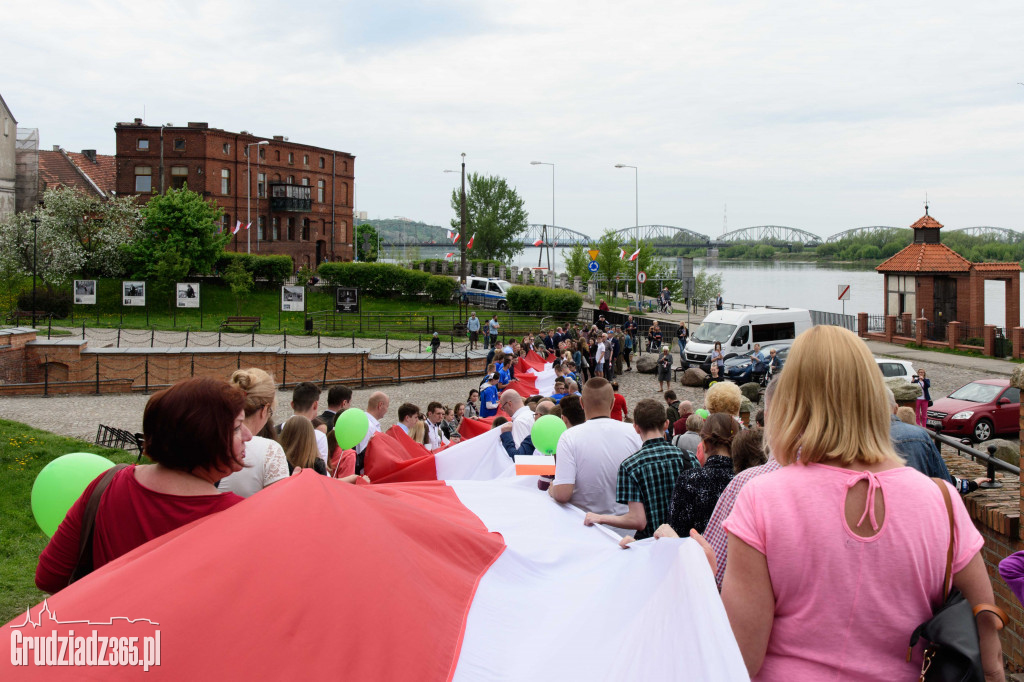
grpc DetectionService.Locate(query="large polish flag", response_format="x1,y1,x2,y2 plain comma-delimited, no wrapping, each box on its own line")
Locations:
3,471,746,680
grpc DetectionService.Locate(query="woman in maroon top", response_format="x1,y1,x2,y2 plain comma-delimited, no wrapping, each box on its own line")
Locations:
36,378,252,593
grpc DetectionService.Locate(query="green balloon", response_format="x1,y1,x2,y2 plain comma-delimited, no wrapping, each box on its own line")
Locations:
696,409,710,419
32,452,115,537
531,414,567,456
335,408,370,450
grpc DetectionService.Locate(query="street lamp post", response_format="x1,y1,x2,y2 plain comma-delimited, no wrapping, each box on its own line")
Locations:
444,153,468,281
246,140,269,254
30,216,39,328
614,164,639,301
530,161,555,273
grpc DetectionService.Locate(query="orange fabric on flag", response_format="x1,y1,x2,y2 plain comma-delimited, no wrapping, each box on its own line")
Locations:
364,432,439,483
1,472,506,681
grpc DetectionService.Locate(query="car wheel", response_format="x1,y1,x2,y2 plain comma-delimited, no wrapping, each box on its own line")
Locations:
972,418,993,443
497,300,508,310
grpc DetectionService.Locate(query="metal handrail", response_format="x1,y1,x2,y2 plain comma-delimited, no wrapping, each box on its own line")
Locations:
928,430,1020,479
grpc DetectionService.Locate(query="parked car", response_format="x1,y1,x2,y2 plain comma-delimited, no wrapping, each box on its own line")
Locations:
465,277,511,309
875,358,916,382
926,379,1020,442
684,307,811,371
723,343,791,384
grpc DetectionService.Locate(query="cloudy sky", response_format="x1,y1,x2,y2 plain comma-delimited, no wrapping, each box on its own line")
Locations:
5,0,1023,239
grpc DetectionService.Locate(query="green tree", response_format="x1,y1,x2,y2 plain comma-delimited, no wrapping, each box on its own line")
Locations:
564,243,591,281
692,268,723,307
222,259,254,315
450,173,528,263
150,249,191,311
129,187,227,279
596,230,627,295
355,224,379,262
0,186,141,287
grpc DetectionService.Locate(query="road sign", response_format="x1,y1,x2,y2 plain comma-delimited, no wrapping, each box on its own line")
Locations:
637,271,647,283
838,284,851,301
588,260,600,273
588,249,600,261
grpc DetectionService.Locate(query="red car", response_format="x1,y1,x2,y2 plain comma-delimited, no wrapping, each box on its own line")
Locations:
926,379,1020,443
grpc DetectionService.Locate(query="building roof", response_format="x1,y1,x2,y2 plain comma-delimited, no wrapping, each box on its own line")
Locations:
971,261,1021,273
38,148,116,197
875,242,972,273
0,92,16,123
910,213,943,230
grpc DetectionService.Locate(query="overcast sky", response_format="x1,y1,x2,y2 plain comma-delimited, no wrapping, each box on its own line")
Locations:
5,0,1023,239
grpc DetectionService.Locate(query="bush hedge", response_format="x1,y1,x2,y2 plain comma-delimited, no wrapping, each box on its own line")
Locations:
317,262,456,303
507,285,583,314
215,253,293,286
17,288,71,318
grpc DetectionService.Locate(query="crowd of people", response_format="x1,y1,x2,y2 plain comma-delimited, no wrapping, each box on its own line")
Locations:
34,314,1013,680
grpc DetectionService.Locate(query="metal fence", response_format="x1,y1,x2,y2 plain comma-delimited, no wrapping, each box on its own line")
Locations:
808,310,856,332
24,347,491,397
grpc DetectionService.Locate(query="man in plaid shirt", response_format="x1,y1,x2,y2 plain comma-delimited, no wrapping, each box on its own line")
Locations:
584,399,698,542
702,377,779,589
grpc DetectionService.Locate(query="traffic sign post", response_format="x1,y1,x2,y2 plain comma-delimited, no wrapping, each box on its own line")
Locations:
838,284,850,316
637,271,647,283
588,260,600,273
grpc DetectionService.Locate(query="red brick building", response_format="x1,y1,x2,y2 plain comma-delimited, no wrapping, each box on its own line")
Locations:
876,210,1020,338
114,120,355,267
38,147,116,198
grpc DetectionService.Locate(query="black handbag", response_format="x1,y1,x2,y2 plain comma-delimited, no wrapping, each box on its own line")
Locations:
906,479,983,682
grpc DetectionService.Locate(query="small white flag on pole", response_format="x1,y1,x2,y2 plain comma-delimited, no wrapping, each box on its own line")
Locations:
233,220,242,234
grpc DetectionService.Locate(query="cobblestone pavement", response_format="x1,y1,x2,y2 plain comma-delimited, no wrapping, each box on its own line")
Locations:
1,332,1019,451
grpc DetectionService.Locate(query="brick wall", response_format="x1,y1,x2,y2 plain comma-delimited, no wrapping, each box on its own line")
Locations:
3,331,487,395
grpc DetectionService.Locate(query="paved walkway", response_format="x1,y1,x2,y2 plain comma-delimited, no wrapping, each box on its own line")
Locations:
863,339,1019,377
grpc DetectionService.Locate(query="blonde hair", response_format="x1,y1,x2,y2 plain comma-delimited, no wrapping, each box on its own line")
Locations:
229,368,276,416
409,420,427,445
705,381,742,416
279,415,319,470
766,325,901,467
896,406,917,425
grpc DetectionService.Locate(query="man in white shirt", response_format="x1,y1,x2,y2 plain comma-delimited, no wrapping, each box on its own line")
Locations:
549,377,643,515
594,333,607,377
424,401,453,451
286,382,329,465
395,403,420,435
355,391,389,472
498,390,532,449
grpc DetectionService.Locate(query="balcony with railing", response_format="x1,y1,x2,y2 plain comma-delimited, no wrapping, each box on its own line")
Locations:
269,183,312,212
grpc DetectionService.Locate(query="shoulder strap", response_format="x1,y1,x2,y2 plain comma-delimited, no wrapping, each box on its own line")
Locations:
932,477,955,600
69,463,131,586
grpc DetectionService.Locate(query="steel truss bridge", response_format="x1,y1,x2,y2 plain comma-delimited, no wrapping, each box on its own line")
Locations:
383,223,1023,248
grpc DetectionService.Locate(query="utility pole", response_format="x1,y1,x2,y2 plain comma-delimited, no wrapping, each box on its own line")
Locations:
460,153,468,281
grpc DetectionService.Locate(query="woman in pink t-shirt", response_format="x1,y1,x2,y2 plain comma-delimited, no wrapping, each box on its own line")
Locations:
718,326,1004,681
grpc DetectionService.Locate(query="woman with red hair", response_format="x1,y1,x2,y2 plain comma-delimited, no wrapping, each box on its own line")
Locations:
36,378,251,593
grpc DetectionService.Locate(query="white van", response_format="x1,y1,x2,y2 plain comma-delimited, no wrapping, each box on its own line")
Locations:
465,276,511,309
684,308,812,370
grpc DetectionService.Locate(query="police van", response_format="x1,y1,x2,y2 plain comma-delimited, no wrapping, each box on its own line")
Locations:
684,307,812,370
465,276,511,309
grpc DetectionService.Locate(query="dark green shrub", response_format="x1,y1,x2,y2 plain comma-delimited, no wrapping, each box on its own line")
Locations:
543,289,583,314
18,288,71,318
424,275,457,303
216,253,293,285
507,285,545,311
317,262,456,301
507,285,581,314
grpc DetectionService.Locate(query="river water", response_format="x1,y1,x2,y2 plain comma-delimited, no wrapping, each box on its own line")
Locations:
384,246,1014,326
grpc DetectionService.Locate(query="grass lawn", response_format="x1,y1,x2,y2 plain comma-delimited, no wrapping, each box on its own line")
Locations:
0,420,135,624
9,278,585,339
